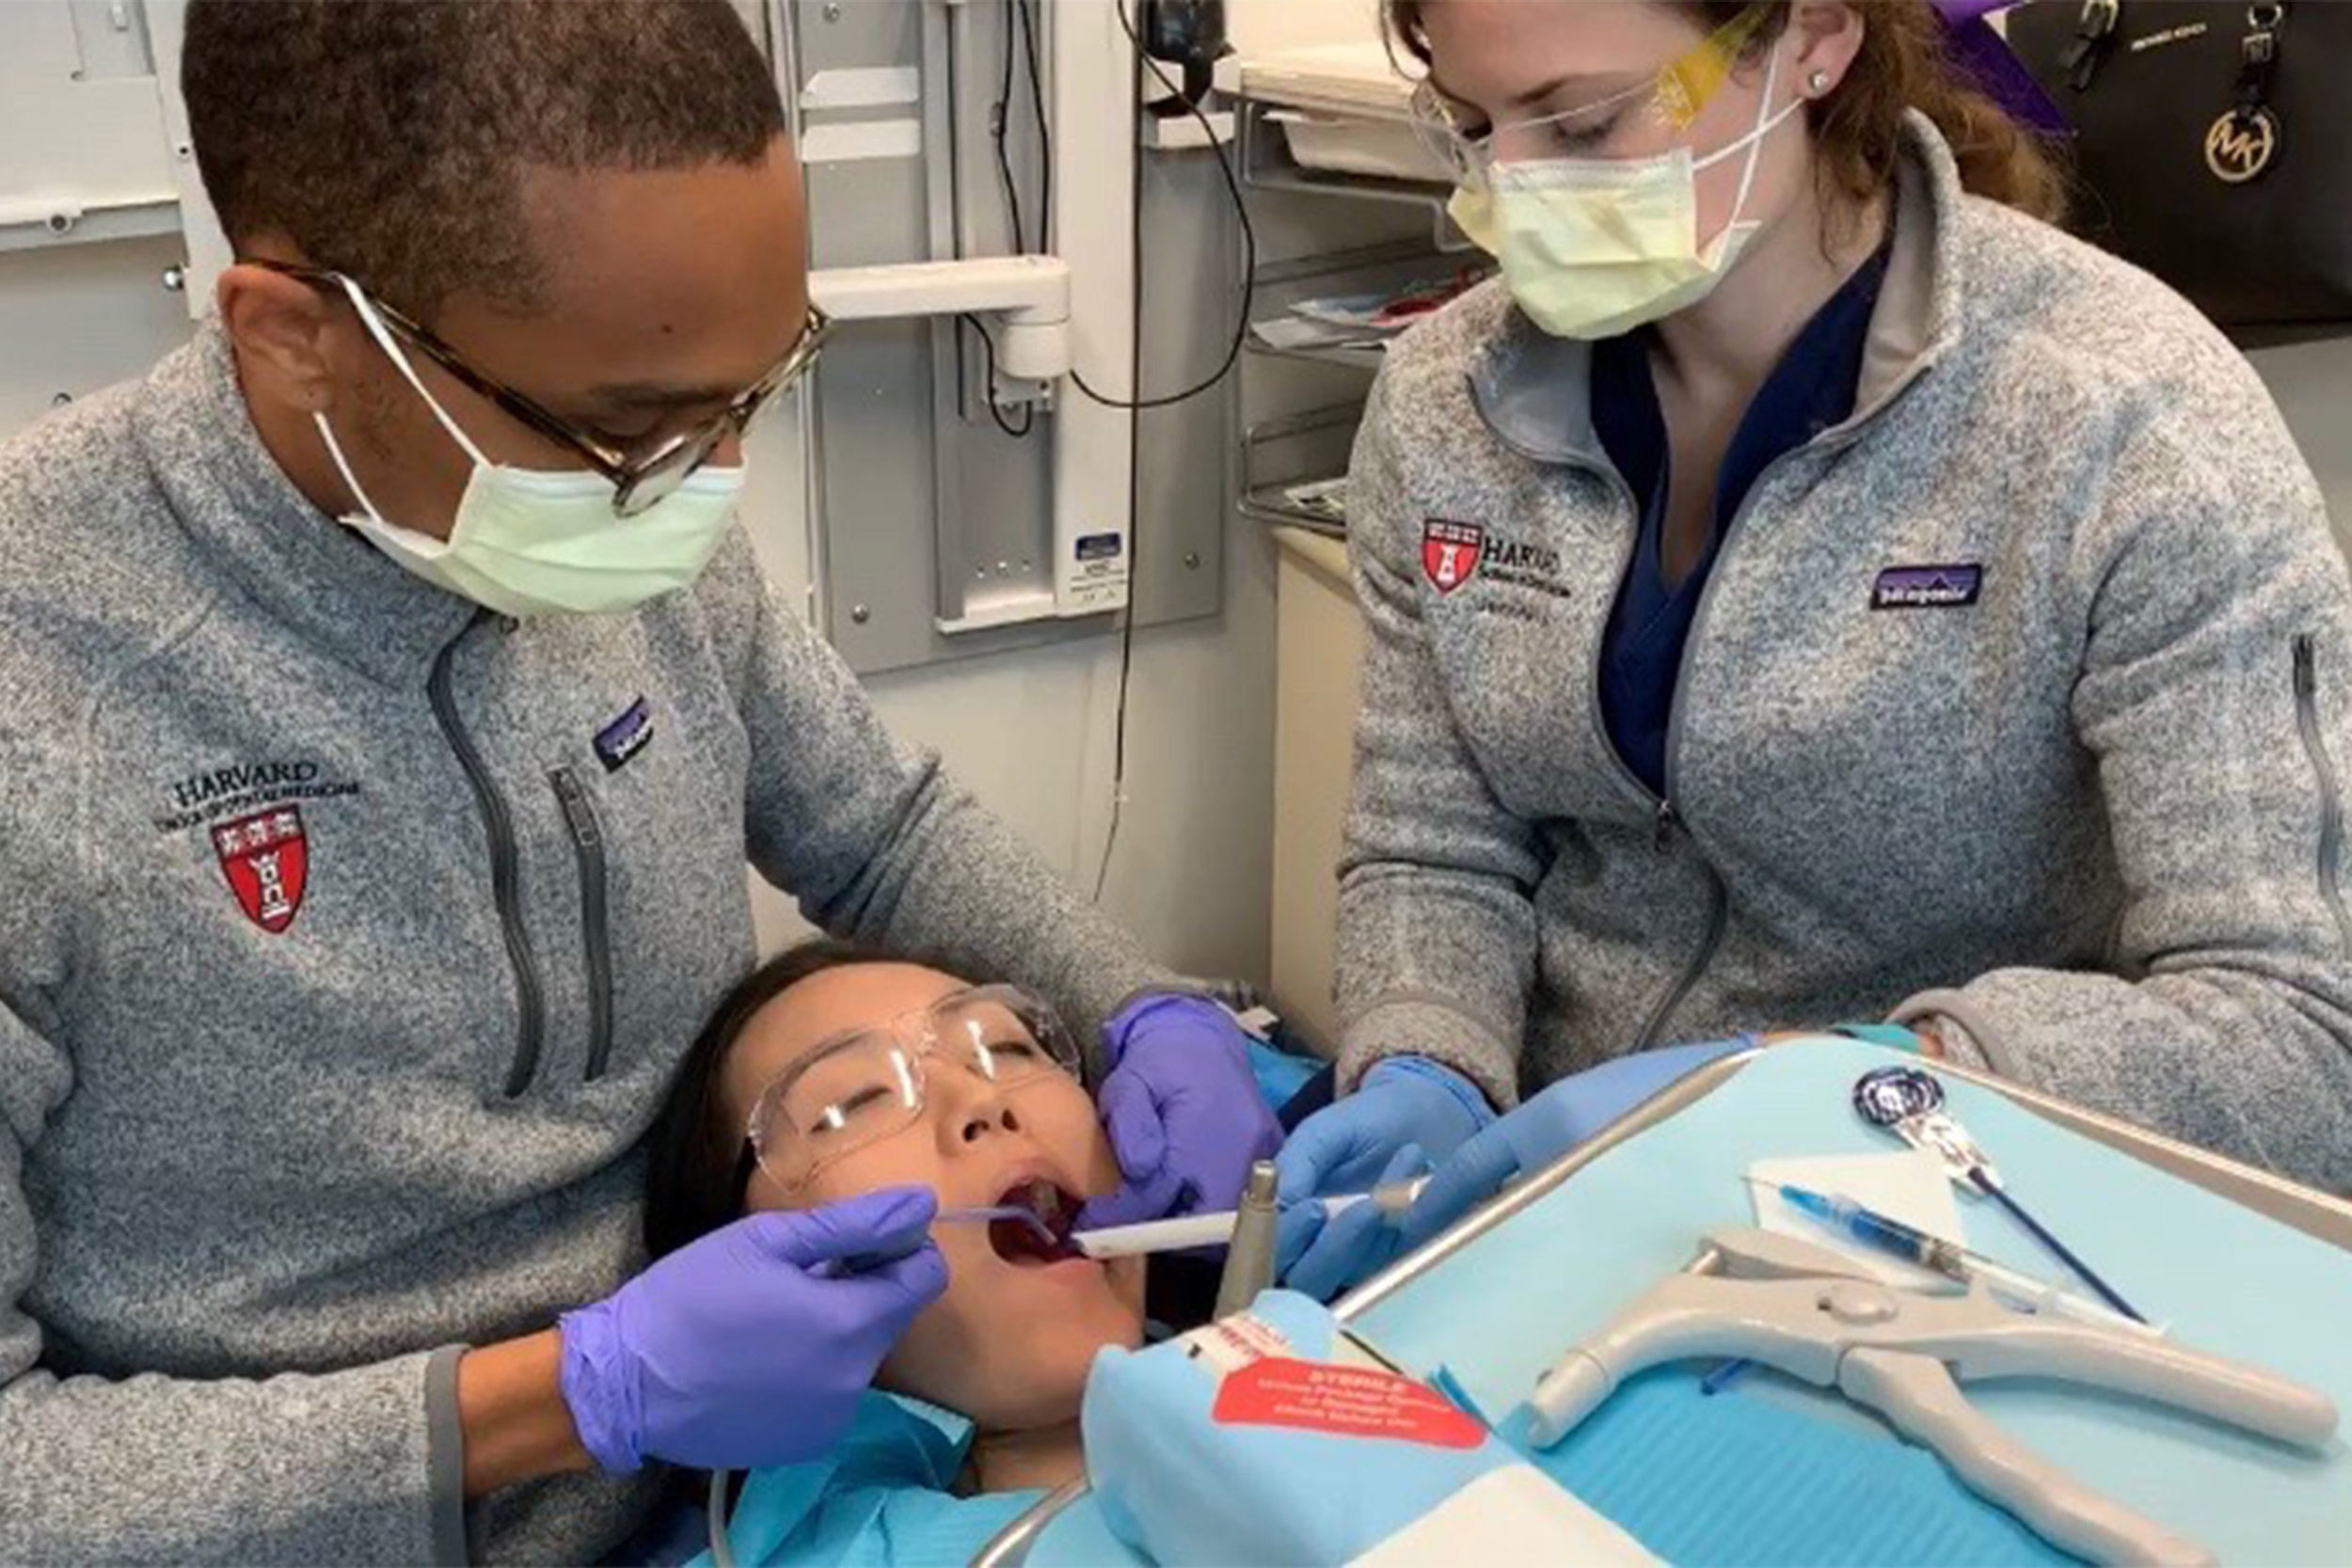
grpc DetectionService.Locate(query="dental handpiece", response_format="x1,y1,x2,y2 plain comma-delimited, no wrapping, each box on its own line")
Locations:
1070,1175,1432,1260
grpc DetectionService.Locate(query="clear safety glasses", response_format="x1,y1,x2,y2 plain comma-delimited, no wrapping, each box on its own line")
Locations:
744,985,1082,1193
1408,2,1776,188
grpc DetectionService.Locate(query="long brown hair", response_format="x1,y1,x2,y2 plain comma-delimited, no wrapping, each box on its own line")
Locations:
1386,0,2067,228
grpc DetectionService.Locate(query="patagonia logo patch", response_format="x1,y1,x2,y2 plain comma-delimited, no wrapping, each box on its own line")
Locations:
1872,563,1982,610
594,697,654,773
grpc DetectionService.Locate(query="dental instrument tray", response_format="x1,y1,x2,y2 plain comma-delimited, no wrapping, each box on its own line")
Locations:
978,1040,2352,1567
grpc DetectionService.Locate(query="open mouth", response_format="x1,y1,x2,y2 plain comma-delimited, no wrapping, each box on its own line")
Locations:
988,1178,1082,1266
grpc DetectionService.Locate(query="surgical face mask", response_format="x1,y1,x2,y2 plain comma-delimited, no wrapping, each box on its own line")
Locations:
1450,43,1805,341
314,277,746,618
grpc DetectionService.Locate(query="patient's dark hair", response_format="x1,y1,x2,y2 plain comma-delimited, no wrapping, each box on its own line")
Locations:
644,940,910,1262
183,0,787,315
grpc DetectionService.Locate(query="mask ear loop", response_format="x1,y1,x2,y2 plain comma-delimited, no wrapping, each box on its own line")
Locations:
330,273,496,470
1693,36,1803,227
311,408,398,528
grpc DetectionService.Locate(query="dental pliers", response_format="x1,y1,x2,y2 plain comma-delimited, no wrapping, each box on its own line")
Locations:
1525,1228,2338,1567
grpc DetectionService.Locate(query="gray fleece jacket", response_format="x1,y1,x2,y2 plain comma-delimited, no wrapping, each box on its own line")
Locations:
0,322,1172,1563
1337,116,2352,1196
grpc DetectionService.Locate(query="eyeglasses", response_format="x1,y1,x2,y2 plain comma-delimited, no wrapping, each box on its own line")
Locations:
1409,2,1775,186
246,259,831,516
743,985,1081,1194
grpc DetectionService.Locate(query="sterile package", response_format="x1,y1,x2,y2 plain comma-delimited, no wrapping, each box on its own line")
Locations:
1083,1290,1655,1566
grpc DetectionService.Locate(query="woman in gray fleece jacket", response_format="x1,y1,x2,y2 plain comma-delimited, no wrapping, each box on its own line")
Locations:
1276,0,2352,1287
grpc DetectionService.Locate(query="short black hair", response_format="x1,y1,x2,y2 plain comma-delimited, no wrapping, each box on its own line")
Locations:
644,941,915,1263
183,0,787,315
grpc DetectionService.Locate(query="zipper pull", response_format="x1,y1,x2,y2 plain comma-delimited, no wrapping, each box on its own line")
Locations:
1654,800,1679,852
2296,634,2317,698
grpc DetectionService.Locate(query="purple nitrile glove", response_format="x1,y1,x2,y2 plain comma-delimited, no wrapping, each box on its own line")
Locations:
557,1186,947,1474
1075,993,1284,1230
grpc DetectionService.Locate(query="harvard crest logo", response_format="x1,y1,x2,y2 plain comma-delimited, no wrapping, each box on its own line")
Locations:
1422,519,1485,594
213,807,309,934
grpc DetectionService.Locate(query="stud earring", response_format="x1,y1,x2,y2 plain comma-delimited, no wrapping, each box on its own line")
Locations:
1807,69,1832,94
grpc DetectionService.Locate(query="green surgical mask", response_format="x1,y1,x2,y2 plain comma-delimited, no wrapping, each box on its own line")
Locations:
1451,44,1803,341
315,276,745,619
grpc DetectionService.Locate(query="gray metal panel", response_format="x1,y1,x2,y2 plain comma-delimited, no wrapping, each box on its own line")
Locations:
793,0,1228,676
1129,138,1237,628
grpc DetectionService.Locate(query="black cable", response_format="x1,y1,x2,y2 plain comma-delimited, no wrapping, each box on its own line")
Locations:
991,0,1025,266
981,1,1035,440
1057,0,1258,413
1093,0,1152,903
1017,0,1050,254
958,313,1036,439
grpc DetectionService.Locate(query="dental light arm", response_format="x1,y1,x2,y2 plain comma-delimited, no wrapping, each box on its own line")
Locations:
808,255,1072,383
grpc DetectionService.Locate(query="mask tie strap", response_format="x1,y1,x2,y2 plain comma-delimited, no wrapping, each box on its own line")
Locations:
330,273,496,470
1692,38,1804,204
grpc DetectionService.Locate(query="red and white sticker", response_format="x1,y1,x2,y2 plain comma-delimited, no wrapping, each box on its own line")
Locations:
1180,1313,1294,1380
1211,1356,1485,1450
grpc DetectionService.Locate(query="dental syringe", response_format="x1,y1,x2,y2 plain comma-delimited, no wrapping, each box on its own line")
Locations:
1770,1184,2156,1334
1069,1175,1432,1260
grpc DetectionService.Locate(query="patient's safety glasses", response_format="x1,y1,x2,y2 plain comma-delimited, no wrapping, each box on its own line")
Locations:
744,985,1081,1192
1408,1,1775,185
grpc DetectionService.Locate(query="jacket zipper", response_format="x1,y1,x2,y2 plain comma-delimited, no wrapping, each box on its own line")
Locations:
1576,466,1727,1050
550,767,617,1081
1588,438,1858,1051
2293,634,2352,957
429,619,548,1100
1484,343,1929,1052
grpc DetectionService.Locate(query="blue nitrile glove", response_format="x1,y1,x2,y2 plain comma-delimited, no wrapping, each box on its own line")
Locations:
1397,1037,1754,1250
1077,993,1285,1229
1274,1143,1430,1302
1272,1056,1493,1297
557,1186,948,1474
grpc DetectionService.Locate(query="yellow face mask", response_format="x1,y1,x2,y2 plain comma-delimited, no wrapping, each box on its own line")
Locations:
1428,6,1804,340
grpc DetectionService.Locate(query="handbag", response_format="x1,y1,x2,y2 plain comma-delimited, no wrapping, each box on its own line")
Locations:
2007,0,2352,328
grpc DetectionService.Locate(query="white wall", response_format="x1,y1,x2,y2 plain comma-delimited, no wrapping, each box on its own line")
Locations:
0,237,192,432
1228,0,1381,54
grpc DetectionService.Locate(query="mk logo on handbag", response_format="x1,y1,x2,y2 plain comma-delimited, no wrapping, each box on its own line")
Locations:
2206,108,2280,184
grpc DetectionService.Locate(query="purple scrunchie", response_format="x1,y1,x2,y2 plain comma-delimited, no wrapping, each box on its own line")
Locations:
1928,0,2071,135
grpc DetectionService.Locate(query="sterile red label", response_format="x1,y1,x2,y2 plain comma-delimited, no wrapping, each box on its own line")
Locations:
1210,1357,1485,1449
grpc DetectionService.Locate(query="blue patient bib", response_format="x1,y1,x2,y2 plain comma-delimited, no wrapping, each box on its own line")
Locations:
696,1393,1043,1568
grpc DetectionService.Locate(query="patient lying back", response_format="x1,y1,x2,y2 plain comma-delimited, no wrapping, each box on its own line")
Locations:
644,941,1147,1512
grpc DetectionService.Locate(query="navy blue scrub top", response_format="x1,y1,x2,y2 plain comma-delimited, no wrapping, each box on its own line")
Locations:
1590,241,1893,800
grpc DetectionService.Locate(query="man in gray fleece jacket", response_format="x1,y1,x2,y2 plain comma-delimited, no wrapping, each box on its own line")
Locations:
0,3,1267,1562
